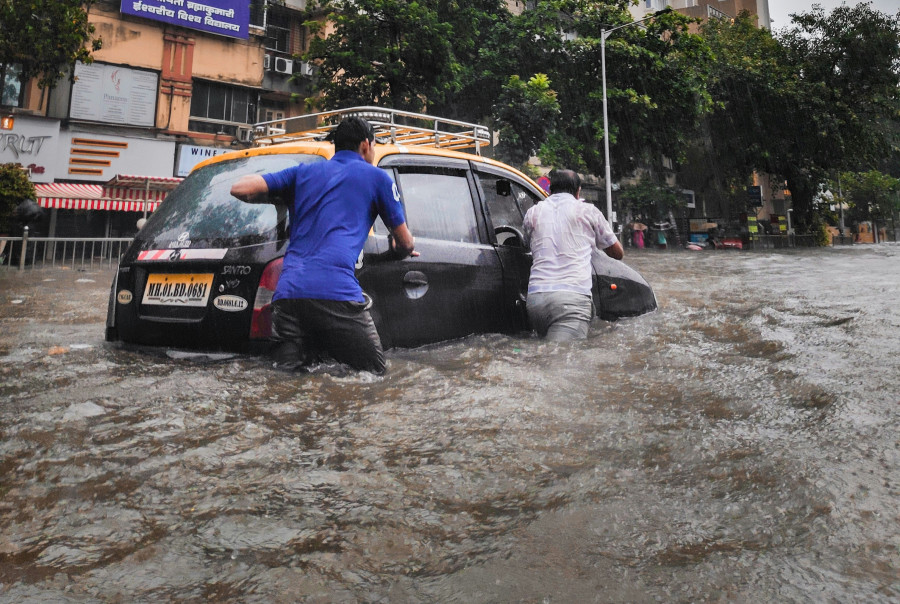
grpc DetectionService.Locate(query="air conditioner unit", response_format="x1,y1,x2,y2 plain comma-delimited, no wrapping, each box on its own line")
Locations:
274,57,293,74
236,127,253,143
263,54,272,70
298,61,314,77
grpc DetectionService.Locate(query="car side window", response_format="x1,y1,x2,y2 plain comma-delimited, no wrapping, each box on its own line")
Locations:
395,166,479,243
478,173,522,229
512,183,540,216
476,170,542,231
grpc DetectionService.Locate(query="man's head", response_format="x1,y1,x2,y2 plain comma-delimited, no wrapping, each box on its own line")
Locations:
332,116,376,153
549,169,581,196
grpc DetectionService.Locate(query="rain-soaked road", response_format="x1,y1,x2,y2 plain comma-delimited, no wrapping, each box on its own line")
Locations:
1,245,898,602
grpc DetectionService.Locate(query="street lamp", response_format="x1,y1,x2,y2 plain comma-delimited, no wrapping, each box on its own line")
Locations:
601,8,670,232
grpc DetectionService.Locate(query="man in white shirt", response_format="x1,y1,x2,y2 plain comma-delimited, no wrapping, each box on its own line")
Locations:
523,169,624,340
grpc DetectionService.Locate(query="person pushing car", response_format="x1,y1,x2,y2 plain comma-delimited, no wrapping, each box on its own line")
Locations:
230,116,417,374
523,169,624,341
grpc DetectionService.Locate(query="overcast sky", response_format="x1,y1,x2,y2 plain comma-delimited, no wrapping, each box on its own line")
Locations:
768,1,900,31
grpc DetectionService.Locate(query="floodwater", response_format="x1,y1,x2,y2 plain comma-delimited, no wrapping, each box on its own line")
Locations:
0,245,898,603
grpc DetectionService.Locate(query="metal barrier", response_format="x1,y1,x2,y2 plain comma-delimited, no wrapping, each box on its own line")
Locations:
0,228,132,271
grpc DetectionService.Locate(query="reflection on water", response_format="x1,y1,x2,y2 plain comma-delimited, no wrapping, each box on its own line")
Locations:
1,245,898,602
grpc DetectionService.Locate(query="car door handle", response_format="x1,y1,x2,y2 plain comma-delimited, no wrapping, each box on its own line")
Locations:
402,271,429,299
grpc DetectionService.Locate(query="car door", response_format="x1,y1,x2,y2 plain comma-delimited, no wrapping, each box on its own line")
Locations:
358,155,507,349
471,164,544,332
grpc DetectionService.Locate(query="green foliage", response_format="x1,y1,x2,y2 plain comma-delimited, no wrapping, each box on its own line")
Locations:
618,176,683,223
0,0,102,90
771,3,900,232
839,170,900,225
492,73,560,168
687,12,789,209
683,5,900,234
305,0,506,114
0,163,36,233
305,0,712,177
530,1,713,177
302,0,900,238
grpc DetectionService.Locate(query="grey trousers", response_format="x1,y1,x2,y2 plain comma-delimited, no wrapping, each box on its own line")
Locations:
526,291,594,341
271,298,386,374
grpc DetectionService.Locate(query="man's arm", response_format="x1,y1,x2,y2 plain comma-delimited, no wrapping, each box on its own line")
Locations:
603,241,624,260
230,174,269,203
389,223,419,258
591,206,623,260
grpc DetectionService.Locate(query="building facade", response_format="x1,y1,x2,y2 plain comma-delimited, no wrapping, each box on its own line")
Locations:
1,0,316,238
630,0,771,30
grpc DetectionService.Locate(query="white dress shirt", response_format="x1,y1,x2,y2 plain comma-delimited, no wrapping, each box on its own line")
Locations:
523,192,618,296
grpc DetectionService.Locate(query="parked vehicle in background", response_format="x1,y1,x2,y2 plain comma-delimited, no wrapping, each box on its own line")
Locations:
105,107,657,353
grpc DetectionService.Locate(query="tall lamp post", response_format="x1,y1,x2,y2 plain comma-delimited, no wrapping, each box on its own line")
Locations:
601,9,670,233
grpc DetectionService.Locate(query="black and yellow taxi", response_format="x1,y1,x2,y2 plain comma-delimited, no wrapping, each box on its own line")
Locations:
105,107,656,353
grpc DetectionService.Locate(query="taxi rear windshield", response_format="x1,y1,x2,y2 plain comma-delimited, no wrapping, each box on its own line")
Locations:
138,154,324,248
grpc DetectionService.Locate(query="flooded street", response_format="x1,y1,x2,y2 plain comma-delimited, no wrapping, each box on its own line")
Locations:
1,245,898,602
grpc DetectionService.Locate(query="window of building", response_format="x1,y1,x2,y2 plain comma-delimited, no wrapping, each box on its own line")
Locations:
249,0,266,27
261,106,286,132
395,166,479,243
189,80,258,136
2,64,23,107
265,25,290,53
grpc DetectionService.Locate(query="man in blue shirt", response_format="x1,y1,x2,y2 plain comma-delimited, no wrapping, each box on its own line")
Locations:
230,117,416,374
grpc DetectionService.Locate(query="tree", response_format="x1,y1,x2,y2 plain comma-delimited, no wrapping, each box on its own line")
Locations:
514,1,713,179
0,163,36,234
840,170,900,228
684,12,790,220
492,73,560,168
618,175,684,224
304,0,506,114
0,0,102,92
773,2,900,233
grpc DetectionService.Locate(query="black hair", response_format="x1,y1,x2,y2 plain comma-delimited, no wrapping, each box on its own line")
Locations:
549,169,581,195
331,116,375,152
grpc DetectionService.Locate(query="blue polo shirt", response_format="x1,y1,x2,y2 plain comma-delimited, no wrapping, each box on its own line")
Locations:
262,150,407,303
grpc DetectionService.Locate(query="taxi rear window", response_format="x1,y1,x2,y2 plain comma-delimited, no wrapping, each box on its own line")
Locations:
138,154,323,248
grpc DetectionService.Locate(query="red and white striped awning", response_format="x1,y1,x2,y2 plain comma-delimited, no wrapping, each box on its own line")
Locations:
35,175,183,212
104,174,183,192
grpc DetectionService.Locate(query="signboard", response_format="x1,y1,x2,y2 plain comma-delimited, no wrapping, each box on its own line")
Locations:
747,185,762,206
121,0,249,39
56,130,177,182
176,144,230,176
743,213,759,241
70,62,159,127
0,115,61,183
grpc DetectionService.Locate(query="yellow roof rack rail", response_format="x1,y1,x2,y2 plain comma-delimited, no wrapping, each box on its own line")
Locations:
251,106,492,155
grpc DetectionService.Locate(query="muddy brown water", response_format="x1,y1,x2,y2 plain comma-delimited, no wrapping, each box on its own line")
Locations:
1,245,898,602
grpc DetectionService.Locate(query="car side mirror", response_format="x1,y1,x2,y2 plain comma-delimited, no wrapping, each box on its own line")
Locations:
496,180,512,197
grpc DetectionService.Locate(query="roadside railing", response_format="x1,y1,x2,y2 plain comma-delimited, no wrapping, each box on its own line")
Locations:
0,228,132,271
744,234,819,249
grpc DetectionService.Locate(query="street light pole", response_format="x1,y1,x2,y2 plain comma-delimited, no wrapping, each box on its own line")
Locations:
601,9,670,234
601,30,613,227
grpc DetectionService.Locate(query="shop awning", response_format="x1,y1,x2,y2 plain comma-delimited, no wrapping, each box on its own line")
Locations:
35,174,183,212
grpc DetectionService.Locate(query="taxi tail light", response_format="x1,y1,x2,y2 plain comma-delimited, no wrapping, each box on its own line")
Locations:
250,258,283,339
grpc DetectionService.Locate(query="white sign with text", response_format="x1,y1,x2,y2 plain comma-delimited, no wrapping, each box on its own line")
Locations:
70,62,159,127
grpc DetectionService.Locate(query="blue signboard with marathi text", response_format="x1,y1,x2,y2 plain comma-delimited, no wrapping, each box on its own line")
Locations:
121,0,249,39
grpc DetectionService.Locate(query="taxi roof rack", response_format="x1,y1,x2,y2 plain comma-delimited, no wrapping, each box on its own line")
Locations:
251,106,492,155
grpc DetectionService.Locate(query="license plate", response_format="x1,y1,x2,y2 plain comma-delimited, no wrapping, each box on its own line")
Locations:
142,273,214,307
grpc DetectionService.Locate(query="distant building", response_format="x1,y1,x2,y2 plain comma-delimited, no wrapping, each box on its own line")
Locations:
630,0,771,31
1,0,318,237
